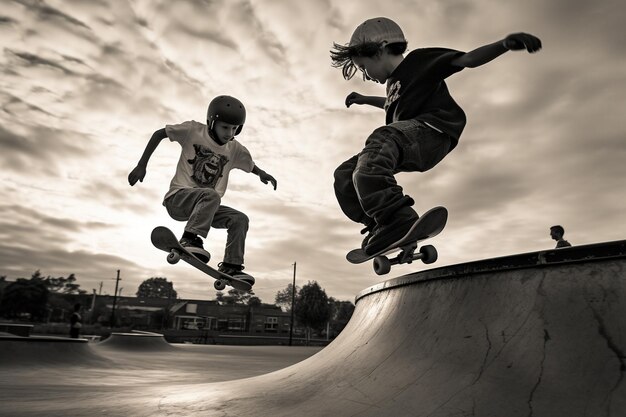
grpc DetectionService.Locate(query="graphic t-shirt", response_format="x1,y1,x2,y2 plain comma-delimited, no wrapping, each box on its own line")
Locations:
385,48,466,151
163,120,255,201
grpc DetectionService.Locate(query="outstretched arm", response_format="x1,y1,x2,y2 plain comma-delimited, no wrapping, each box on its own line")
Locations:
252,165,277,190
345,92,386,109
128,128,168,186
452,33,542,68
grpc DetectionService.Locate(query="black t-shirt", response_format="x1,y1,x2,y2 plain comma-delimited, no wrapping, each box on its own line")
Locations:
385,48,466,150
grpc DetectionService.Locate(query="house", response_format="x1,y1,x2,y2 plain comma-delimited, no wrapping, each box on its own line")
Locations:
96,295,292,336
169,300,292,335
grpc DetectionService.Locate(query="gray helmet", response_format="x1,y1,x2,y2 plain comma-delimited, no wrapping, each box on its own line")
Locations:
207,95,246,135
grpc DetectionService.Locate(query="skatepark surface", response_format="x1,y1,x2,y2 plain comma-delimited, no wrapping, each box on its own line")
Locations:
1,240,625,416
0,334,322,416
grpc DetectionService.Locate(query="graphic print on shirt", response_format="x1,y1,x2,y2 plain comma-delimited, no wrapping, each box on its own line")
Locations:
187,144,229,188
385,80,402,111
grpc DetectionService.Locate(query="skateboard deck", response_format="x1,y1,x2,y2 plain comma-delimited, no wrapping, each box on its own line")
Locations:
151,226,252,292
347,206,448,275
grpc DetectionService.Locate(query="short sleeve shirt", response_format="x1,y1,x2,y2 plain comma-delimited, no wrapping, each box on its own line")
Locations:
385,48,467,150
163,120,255,201
556,239,572,248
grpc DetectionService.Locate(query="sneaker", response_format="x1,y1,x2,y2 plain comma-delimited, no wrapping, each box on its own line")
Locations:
364,207,419,255
360,223,378,249
179,236,211,263
218,262,255,286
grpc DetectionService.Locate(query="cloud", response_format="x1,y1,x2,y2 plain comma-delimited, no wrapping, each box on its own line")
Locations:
8,50,78,75
0,204,111,239
0,203,146,294
0,124,90,175
14,0,91,29
0,243,146,295
0,16,17,25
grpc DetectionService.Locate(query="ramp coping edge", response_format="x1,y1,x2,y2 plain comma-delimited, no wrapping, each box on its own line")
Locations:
356,239,626,303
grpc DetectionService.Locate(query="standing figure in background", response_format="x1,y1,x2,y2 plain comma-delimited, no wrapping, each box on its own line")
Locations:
69,303,82,338
550,225,572,248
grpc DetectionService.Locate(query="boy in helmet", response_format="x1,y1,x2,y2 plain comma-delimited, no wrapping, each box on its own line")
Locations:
330,17,541,255
128,95,277,284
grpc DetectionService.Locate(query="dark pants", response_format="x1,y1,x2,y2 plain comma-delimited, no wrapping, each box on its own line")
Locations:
334,119,452,226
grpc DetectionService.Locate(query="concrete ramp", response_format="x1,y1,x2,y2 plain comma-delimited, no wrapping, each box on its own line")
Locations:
0,336,111,367
96,331,175,351
157,240,626,416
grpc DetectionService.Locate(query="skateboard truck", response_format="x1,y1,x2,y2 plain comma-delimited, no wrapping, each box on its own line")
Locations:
166,248,212,265
165,248,227,291
346,206,447,275
372,244,438,275
152,226,251,292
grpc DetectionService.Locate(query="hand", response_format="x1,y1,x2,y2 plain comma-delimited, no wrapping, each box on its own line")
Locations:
259,171,277,190
345,92,366,108
503,33,542,53
128,165,146,186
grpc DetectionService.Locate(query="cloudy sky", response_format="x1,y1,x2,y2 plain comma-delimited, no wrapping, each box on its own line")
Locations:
1,0,624,304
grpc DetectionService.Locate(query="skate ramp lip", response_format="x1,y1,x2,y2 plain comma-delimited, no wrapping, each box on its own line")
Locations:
96,331,176,351
357,239,626,301
154,239,626,417
0,335,112,367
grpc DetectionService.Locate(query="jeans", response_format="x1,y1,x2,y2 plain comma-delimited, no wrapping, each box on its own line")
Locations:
164,188,248,265
334,119,452,225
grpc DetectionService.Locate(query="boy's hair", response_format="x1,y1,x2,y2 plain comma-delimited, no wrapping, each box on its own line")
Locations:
550,225,565,235
330,41,408,80
331,17,407,81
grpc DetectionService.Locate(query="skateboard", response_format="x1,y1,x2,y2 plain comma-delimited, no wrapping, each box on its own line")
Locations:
151,226,252,292
346,206,448,275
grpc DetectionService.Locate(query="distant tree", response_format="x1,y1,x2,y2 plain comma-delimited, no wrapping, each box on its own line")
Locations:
328,298,355,337
248,296,262,308
47,293,75,323
275,283,300,312
216,288,259,305
136,277,177,298
295,281,331,343
44,272,87,294
0,276,49,321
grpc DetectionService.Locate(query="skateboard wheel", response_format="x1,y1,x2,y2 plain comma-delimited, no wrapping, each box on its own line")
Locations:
214,280,226,291
420,245,438,264
373,256,391,275
167,251,181,264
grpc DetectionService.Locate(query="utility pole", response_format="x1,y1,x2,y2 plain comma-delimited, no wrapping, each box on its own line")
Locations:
289,262,296,346
89,289,97,325
110,270,121,328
